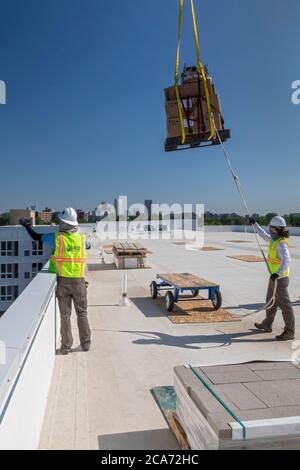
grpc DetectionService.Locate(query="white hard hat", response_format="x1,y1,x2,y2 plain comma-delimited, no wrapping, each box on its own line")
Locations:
269,216,286,228
58,207,78,226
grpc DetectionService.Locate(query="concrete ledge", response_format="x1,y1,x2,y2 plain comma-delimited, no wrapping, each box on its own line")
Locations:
0,268,57,449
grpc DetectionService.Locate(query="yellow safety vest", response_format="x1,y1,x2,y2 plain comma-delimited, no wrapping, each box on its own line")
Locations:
49,232,86,278
267,237,289,278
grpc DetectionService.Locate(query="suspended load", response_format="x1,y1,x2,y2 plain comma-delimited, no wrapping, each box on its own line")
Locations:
164,0,230,152
164,65,230,151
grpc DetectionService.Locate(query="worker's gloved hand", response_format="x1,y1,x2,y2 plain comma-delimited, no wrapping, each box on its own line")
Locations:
19,217,32,227
270,273,279,281
248,216,256,225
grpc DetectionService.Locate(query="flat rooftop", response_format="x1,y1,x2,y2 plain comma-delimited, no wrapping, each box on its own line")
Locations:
39,231,300,450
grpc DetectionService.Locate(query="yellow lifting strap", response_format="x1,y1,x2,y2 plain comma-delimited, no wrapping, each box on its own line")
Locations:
190,0,214,141
175,0,186,144
174,0,215,145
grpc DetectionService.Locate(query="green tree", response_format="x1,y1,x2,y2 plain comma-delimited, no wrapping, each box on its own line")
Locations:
0,212,9,226
220,214,231,225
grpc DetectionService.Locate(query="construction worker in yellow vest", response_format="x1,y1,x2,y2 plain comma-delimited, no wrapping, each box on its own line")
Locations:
20,207,91,354
249,216,295,341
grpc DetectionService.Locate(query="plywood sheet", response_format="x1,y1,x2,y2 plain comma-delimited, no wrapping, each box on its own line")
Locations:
227,255,264,262
227,240,254,243
155,296,239,324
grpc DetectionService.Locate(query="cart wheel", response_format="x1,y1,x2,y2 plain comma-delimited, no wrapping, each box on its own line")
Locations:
150,281,158,299
165,291,175,312
211,290,222,310
191,289,199,298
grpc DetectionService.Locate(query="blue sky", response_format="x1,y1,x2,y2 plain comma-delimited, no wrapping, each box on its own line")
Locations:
0,0,299,214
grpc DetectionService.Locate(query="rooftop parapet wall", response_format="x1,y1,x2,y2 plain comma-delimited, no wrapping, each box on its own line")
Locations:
0,267,57,449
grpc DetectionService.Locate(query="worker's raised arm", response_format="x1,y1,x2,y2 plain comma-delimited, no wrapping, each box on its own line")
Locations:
19,217,42,241
249,217,271,242
254,223,272,242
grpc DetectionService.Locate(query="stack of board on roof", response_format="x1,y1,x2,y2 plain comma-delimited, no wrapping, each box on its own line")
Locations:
174,362,300,450
112,242,148,269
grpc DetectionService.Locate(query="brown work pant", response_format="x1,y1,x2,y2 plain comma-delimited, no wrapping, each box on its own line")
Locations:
56,277,91,350
261,277,295,334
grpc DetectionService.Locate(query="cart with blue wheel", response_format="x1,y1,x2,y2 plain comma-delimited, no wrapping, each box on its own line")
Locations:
150,273,222,313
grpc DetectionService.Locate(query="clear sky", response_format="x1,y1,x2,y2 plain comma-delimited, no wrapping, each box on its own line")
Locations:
0,0,299,214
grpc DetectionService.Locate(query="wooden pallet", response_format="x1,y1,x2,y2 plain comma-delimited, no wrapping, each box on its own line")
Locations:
169,415,191,450
151,386,190,450
165,129,230,152
113,242,147,257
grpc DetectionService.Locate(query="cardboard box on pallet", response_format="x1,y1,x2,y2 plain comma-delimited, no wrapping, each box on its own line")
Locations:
191,94,221,116
192,99,223,131
167,118,195,138
165,95,221,131
165,88,223,138
165,100,180,119
165,79,213,102
164,83,200,102
165,99,195,120
167,116,210,138
210,94,221,113
167,111,222,139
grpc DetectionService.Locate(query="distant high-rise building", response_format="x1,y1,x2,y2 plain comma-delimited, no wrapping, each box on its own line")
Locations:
38,208,54,224
114,199,118,218
88,210,96,223
10,209,35,226
144,200,153,221
76,209,89,222
114,196,128,220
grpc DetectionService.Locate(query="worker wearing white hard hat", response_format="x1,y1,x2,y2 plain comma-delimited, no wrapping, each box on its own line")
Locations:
58,207,78,226
249,215,295,341
20,207,91,354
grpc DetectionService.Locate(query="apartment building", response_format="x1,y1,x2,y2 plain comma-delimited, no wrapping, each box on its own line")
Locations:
38,208,54,223
0,225,56,315
9,209,35,226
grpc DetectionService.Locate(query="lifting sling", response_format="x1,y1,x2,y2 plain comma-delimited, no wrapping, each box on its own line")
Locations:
174,0,214,145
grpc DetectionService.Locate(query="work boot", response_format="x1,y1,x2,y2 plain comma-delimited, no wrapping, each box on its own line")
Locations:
60,347,71,355
275,329,295,341
81,342,91,352
254,322,272,333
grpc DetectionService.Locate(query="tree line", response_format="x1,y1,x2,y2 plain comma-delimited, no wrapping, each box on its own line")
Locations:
204,212,300,227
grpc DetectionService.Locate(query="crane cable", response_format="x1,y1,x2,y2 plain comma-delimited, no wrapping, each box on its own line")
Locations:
174,0,215,146
211,116,278,315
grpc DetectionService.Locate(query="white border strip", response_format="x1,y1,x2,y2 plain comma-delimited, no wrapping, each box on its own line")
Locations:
230,416,300,440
